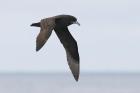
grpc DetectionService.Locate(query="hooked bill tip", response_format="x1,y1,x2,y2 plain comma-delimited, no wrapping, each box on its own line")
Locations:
73,21,80,26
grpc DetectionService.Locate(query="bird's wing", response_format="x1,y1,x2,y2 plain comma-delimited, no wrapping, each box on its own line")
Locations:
36,18,55,51
54,27,80,81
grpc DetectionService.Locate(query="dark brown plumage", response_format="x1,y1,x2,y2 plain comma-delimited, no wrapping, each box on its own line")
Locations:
31,15,80,81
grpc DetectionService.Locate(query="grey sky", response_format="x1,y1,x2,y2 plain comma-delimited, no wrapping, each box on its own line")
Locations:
0,0,140,73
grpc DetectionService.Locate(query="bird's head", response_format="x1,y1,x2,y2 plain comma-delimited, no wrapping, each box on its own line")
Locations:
69,16,80,26
55,15,80,27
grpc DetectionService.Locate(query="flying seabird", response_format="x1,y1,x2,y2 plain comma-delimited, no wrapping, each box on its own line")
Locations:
30,15,80,81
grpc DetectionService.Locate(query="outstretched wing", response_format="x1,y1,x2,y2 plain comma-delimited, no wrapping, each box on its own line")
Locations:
54,27,80,81
36,18,55,51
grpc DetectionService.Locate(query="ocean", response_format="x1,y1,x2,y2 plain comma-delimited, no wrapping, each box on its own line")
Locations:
0,73,140,93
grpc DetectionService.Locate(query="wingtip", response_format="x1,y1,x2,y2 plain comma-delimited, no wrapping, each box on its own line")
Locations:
74,74,79,82
30,24,33,26
30,22,40,27
36,47,40,52
68,61,80,82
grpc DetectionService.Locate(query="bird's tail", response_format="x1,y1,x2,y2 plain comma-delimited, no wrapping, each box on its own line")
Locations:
30,22,40,27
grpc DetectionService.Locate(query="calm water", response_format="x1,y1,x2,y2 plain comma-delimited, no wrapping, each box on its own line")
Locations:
0,73,140,93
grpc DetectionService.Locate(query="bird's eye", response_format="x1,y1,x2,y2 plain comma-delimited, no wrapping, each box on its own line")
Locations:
70,21,74,24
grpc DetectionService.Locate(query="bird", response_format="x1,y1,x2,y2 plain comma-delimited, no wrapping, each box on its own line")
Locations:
30,15,80,81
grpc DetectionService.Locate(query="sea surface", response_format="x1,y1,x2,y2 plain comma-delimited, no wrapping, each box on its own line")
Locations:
0,73,140,93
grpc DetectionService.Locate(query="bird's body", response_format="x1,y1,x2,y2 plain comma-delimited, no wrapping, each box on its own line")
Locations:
31,15,80,81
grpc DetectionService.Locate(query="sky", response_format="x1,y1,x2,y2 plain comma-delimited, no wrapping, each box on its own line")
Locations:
0,0,140,73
